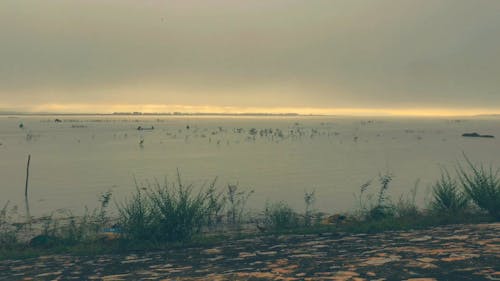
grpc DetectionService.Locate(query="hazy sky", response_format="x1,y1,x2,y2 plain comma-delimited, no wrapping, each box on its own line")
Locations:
1,0,499,115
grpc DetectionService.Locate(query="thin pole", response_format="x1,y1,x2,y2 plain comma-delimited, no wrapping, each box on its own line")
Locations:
25,154,31,227
25,154,31,198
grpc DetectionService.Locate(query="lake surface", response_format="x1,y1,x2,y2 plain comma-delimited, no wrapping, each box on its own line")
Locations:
1,115,499,216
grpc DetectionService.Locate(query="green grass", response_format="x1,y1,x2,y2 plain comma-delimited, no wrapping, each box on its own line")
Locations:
117,186,155,241
458,157,500,219
430,171,468,214
263,201,300,231
1,160,499,260
118,175,217,242
118,172,254,242
0,211,495,261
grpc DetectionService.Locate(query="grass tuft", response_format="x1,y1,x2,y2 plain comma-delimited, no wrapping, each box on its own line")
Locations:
430,171,468,214
458,156,500,220
263,201,300,230
118,172,253,242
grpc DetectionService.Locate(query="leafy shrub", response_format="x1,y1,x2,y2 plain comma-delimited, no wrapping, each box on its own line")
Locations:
263,201,299,230
368,205,395,220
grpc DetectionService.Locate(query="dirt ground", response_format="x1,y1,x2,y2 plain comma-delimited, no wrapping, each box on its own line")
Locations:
1,223,499,281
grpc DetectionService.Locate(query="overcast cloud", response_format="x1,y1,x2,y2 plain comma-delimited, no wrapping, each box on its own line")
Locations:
0,0,499,114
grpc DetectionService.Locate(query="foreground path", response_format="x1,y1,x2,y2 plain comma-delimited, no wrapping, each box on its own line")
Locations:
1,223,499,281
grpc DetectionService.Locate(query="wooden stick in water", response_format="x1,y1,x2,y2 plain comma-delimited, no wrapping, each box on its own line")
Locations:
25,154,31,198
25,154,31,226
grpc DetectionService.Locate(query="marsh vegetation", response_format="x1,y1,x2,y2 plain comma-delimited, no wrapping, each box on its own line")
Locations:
0,157,498,259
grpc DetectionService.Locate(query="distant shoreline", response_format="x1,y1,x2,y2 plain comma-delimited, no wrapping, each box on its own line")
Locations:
1,112,499,118
0,112,310,117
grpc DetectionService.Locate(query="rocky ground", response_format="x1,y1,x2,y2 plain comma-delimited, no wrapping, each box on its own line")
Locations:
0,223,499,281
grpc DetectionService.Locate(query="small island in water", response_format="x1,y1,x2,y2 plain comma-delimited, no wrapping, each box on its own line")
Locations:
462,132,495,138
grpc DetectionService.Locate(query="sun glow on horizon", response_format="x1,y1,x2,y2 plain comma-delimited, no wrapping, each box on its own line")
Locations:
1,103,500,117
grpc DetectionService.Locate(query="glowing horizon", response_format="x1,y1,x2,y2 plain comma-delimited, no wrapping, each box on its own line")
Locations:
1,103,500,117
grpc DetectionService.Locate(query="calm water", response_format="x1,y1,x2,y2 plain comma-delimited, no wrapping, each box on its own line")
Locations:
1,115,499,216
